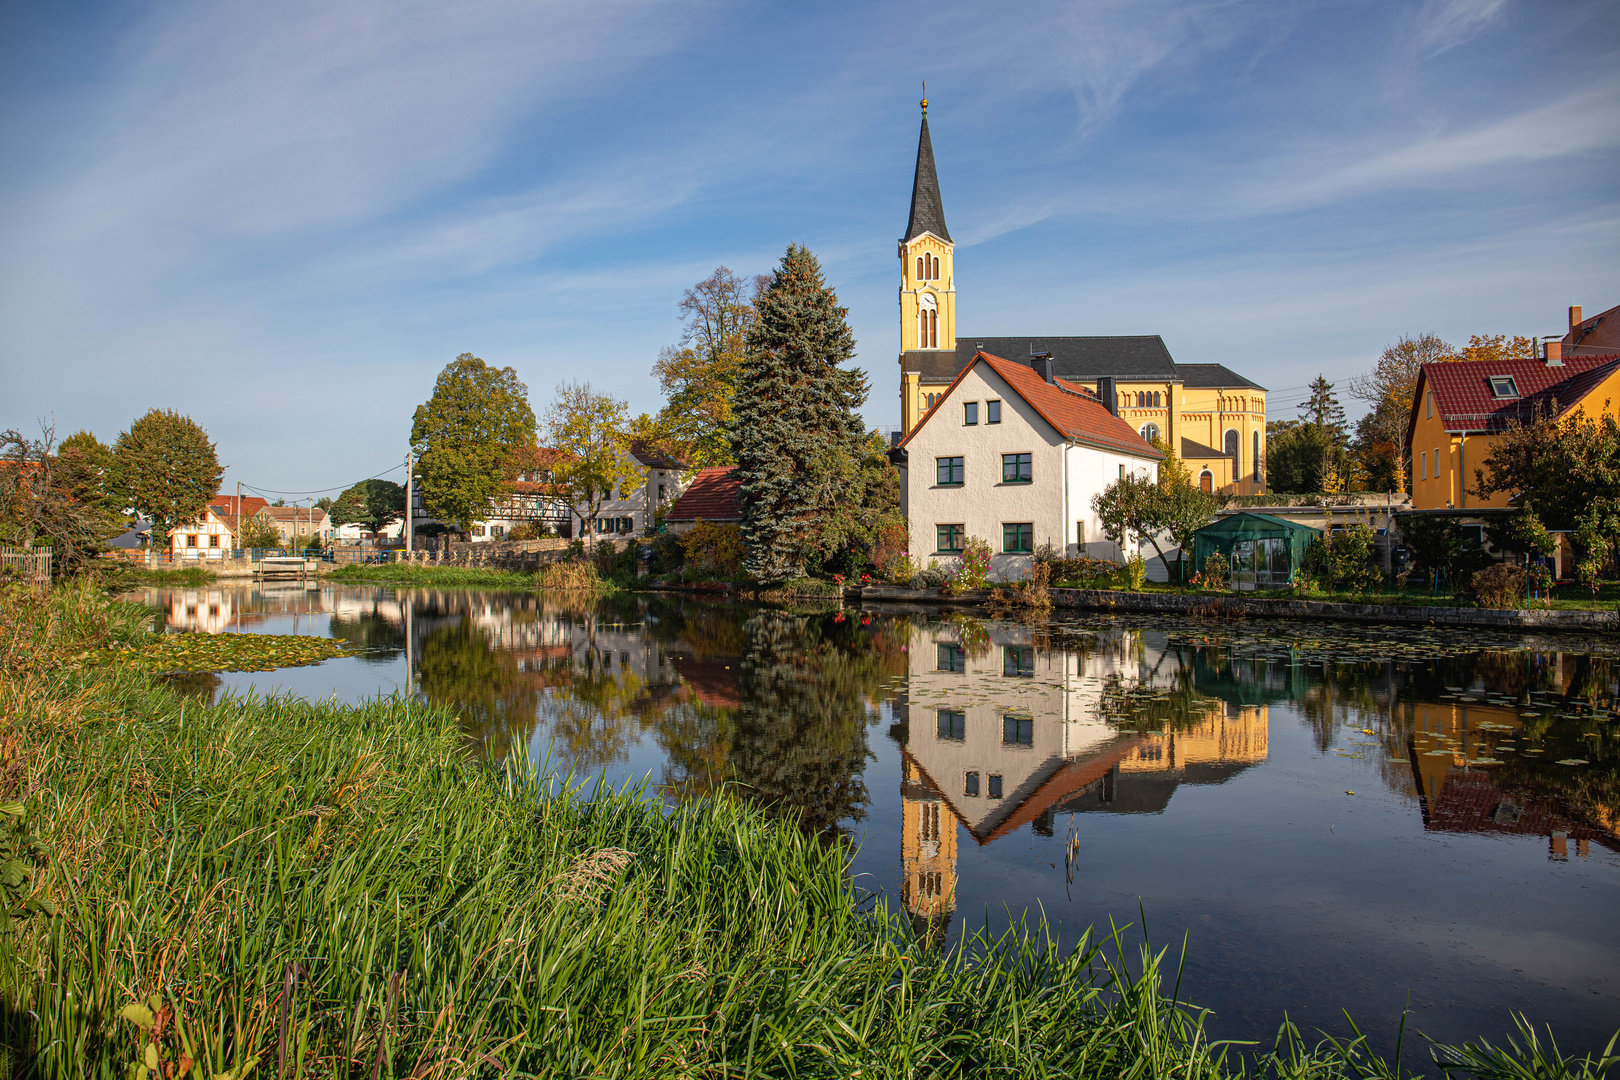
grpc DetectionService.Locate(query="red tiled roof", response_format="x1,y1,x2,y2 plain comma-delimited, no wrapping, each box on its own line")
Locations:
1412,354,1620,440
1563,302,1620,358
665,466,741,521
899,352,1163,458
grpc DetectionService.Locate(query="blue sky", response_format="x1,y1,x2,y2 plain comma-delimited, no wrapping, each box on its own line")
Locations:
2,0,1617,496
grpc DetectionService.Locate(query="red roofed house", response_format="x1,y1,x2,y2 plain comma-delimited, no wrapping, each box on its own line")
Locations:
1407,339,1620,514
663,466,741,535
1563,302,1620,359
169,494,269,557
894,350,1162,580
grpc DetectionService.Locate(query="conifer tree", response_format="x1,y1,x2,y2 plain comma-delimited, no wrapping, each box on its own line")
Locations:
730,244,867,582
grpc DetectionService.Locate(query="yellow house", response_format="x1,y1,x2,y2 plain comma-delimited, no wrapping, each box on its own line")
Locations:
896,101,1269,495
1406,340,1620,513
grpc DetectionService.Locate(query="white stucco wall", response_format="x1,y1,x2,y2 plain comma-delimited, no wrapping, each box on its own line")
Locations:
902,362,1158,580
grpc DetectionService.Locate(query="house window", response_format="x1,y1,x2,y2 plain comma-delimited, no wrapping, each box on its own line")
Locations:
209,534,220,548
986,399,1002,424
1002,522,1034,553
988,774,1004,799
1426,393,1433,418
1076,520,1085,547
1119,464,1126,479
1139,422,1160,443
965,772,981,797
657,484,666,502
936,457,964,485
621,517,635,533
936,643,966,672
1003,646,1034,677
936,523,965,553
1001,453,1032,483
1420,452,1427,480
963,401,978,425
472,526,485,537
1489,376,1520,399
937,710,966,740
1003,715,1035,745
491,525,504,538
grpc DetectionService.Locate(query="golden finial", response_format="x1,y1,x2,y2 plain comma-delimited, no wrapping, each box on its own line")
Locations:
921,81,927,114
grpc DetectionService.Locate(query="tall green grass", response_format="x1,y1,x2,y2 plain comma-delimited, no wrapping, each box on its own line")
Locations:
2,583,1616,1078
326,563,537,587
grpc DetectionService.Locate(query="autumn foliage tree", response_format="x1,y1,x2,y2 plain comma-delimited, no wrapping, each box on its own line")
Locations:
543,381,641,547
1349,332,1456,492
650,267,769,468
110,409,224,551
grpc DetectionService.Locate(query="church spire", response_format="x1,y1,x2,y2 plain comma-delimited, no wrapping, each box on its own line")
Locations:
904,98,950,242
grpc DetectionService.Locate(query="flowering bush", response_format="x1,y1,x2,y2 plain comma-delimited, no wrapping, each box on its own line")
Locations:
944,537,993,594
1201,552,1230,589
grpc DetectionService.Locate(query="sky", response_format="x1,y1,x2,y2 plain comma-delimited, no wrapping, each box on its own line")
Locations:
2,0,1617,498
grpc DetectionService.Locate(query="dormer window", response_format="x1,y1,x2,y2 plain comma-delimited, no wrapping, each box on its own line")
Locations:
1488,376,1519,399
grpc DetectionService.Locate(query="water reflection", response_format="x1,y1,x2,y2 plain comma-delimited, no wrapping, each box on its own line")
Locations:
130,584,1620,1052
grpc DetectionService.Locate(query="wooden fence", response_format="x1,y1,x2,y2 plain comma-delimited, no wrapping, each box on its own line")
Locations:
0,546,52,583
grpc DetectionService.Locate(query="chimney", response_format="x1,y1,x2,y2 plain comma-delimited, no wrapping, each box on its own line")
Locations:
1570,305,1582,332
1544,339,1563,367
1097,376,1117,416
1030,352,1054,384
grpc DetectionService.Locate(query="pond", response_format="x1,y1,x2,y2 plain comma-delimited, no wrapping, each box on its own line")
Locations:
129,582,1620,1058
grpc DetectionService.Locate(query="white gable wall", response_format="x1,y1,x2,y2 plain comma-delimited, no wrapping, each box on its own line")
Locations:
903,361,1159,581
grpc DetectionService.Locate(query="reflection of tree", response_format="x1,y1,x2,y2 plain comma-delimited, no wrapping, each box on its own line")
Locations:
536,647,650,773
712,612,900,839
415,619,538,762
656,701,735,801
327,613,407,665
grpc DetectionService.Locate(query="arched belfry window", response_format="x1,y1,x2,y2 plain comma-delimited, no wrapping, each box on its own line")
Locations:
931,254,940,279
916,256,924,281
918,293,938,349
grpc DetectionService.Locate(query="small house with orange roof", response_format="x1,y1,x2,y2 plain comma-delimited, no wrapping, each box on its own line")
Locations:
893,350,1162,580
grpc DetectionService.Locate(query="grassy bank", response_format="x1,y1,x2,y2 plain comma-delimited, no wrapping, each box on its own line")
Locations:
4,585,1616,1078
326,563,538,587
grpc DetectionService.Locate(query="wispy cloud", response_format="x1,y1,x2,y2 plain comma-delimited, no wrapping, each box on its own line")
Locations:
1414,0,1510,54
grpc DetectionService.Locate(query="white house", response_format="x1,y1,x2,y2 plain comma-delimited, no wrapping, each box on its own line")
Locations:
895,351,1161,580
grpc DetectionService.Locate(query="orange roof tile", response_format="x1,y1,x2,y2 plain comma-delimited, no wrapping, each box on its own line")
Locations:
665,467,741,522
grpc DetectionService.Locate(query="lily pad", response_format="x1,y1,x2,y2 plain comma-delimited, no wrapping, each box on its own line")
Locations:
110,632,356,674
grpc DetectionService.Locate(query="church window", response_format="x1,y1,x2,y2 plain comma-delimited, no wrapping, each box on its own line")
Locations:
1139,422,1160,443
931,254,939,279
916,256,924,281
1253,431,1262,482
1224,429,1240,482
929,309,938,347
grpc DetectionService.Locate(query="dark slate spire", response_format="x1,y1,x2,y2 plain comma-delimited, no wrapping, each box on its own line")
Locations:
904,99,950,243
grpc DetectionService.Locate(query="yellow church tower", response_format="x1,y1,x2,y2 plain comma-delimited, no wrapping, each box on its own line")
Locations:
899,98,956,433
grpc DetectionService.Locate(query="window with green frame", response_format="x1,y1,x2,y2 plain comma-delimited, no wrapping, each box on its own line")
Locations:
1001,453,1032,483
1002,715,1034,745
1002,522,1033,553
935,456,964,485
936,523,966,553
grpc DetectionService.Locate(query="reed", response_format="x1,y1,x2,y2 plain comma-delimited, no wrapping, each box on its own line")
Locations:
3,584,1616,1079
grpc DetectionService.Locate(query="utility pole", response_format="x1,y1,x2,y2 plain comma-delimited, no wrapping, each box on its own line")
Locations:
405,451,414,553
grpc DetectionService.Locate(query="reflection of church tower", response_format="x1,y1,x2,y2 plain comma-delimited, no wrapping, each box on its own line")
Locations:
899,98,957,434
900,755,957,946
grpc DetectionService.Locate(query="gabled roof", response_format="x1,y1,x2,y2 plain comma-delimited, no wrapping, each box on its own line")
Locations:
903,107,950,243
1180,437,1227,459
206,495,270,536
899,352,1163,458
904,336,1178,383
1176,363,1267,391
261,505,330,524
1410,354,1620,442
1564,303,1620,358
630,441,687,471
664,466,741,522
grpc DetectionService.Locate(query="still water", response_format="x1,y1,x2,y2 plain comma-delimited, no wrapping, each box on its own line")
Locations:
135,583,1620,1056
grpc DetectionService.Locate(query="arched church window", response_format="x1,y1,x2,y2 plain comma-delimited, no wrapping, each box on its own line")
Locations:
1139,422,1160,443
1224,429,1240,482
931,254,940,279
916,256,924,281
1153,391,1161,408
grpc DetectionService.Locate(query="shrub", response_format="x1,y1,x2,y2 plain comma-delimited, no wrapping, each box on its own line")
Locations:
1202,552,1230,589
1469,562,1526,609
869,521,909,579
680,521,745,578
1042,555,1119,588
538,558,600,590
944,537,992,594
506,523,540,542
1122,552,1147,591
914,563,953,590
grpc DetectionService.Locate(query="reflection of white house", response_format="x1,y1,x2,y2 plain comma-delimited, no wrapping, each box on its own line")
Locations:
895,352,1161,581
162,589,238,633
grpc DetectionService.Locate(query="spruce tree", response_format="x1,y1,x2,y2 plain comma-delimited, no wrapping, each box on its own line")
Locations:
730,244,867,582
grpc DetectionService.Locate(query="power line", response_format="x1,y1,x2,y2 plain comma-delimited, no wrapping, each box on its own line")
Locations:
238,462,405,497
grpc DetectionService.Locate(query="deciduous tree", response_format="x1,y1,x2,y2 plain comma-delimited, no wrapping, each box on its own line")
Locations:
110,409,224,550
544,381,641,547
1349,332,1456,492
731,244,867,582
330,479,407,536
0,424,124,574
410,354,537,533
650,267,770,467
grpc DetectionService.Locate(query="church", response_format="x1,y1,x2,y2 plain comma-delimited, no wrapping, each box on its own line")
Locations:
895,101,1268,497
